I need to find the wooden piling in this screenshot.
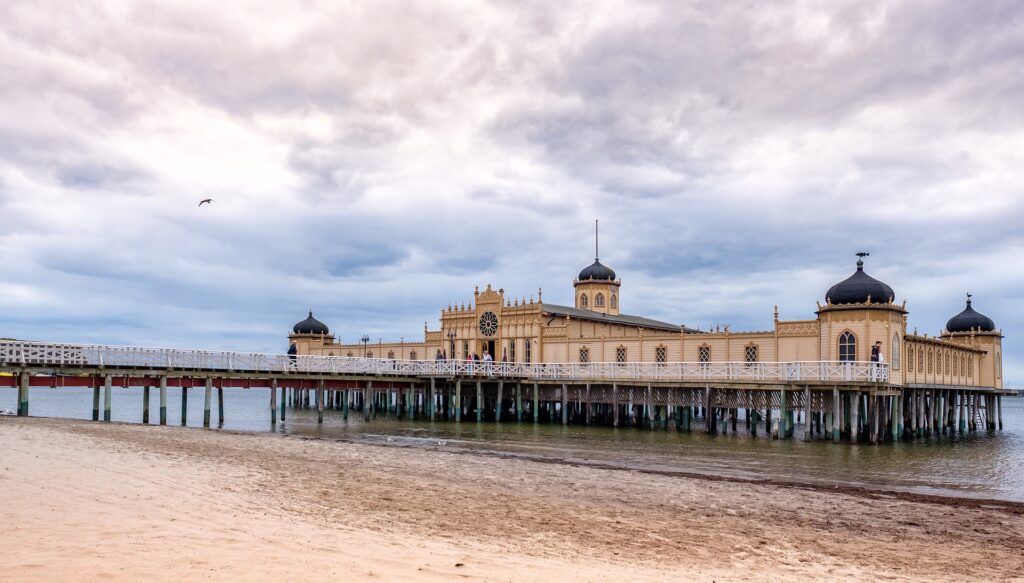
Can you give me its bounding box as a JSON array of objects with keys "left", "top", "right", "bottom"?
[
  {"left": 998, "top": 395, "right": 1003, "bottom": 430},
  {"left": 203, "top": 378, "right": 212, "bottom": 428},
  {"left": 533, "top": 382, "right": 539, "bottom": 424},
  {"left": 270, "top": 379, "right": 277, "bottom": 425},
  {"left": 612, "top": 383, "right": 619, "bottom": 427},
  {"left": 103, "top": 374, "right": 112, "bottom": 422},
  {"left": 561, "top": 383, "right": 568, "bottom": 425},
  {"left": 18, "top": 371, "right": 29, "bottom": 417},
  {"left": 455, "top": 380, "right": 462, "bottom": 423},
  {"left": 317, "top": 380, "right": 325, "bottom": 423},
  {"left": 217, "top": 385, "right": 224, "bottom": 425},
  {"left": 496, "top": 381, "right": 504, "bottom": 422},
  {"left": 159, "top": 376, "right": 168, "bottom": 425},
  {"left": 804, "top": 386, "right": 812, "bottom": 441},
  {"left": 92, "top": 380, "right": 100, "bottom": 421},
  {"left": 143, "top": 385, "right": 150, "bottom": 424},
  {"left": 515, "top": 382, "right": 522, "bottom": 422}
]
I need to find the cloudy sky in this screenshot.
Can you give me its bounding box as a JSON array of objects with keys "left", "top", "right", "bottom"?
[{"left": 1, "top": 1, "right": 1022, "bottom": 382}]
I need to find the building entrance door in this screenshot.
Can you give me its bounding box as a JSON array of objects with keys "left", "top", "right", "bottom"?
[{"left": 481, "top": 340, "right": 496, "bottom": 360}]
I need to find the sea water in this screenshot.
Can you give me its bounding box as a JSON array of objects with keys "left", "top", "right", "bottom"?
[{"left": 3, "top": 386, "right": 1023, "bottom": 502}]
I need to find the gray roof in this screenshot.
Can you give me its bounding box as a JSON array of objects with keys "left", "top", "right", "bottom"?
[{"left": 542, "top": 303, "right": 698, "bottom": 333}]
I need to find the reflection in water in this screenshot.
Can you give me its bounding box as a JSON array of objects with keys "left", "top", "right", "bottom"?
[{"left": 3, "top": 387, "right": 1023, "bottom": 501}]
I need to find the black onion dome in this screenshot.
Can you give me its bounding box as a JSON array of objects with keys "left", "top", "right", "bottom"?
[
  {"left": 578, "top": 260, "right": 616, "bottom": 281},
  {"left": 825, "top": 259, "right": 895, "bottom": 305},
  {"left": 293, "top": 310, "right": 329, "bottom": 335},
  {"left": 946, "top": 297, "right": 996, "bottom": 333}
]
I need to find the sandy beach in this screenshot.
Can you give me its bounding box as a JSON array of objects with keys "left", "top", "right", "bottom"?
[{"left": 2, "top": 418, "right": 1023, "bottom": 582}]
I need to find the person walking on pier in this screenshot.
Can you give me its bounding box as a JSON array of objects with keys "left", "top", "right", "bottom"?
[{"left": 287, "top": 341, "right": 298, "bottom": 369}]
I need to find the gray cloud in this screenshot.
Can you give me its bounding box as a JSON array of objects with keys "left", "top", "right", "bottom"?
[{"left": 0, "top": 0, "right": 1022, "bottom": 383}]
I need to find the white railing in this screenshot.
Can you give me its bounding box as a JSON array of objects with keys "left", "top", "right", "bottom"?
[{"left": 0, "top": 341, "right": 889, "bottom": 383}]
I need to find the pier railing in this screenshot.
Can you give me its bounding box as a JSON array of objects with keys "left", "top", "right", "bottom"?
[{"left": 0, "top": 341, "right": 889, "bottom": 383}]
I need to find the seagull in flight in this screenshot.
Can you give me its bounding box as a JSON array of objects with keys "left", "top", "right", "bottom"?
[{"left": 198, "top": 198, "right": 214, "bottom": 207}]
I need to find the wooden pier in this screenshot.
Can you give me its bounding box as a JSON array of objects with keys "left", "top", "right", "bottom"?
[{"left": 0, "top": 341, "right": 1014, "bottom": 443}]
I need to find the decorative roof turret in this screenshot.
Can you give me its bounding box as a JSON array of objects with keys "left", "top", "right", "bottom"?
[
  {"left": 946, "top": 294, "right": 996, "bottom": 333},
  {"left": 292, "top": 310, "right": 330, "bottom": 335},
  {"left": 577, "top": 219, "right": 617, "bottom": 282},
  {"left": 825, "top": 253, "right": 895, "bottom": 305}
]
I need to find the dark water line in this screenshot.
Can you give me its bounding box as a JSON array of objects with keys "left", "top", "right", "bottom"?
[{"left": 3, "top": 387, "right": 1024, "bottom": 502}]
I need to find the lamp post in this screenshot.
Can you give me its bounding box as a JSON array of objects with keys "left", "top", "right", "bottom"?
[{"left": 361, "top": 334, "right": 370, "bottom": 358}]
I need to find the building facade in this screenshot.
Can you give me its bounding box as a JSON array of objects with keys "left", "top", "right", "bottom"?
[{"left": 290, "top": 254, "right": 1004, "bottom": 390}]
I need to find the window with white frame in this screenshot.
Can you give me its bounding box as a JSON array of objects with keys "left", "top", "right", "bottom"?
[
  {"left": 655, "top": 346, "right": 667, "bottom": 364},
  {"left": 892, "top": 334, "right": 901, "bottom": 370},
  {"left": 580, "top": 294, "right": 588, "bottom": 308},
  {"left": 699, "top": 345, "right": 710, "bottom": 364},
  {"left": 579, "top": 346, "right": 590, "bottom": 363},
  {"left": 596, "top": 293, "right": 605, "bottom": 307},
  {"left": 745, "top": 344, "right": 758, "bottom": 364},
  {"left": 838, "top": 331, "right": 856, "bottom": 362},
  {"left": 616, "top": 346, "right": 626, "bottom": 363}
]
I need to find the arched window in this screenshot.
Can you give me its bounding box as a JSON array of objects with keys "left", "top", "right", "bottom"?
[
  {"left": 944, "top": 353, "right": 950, "bottom": 375},
  {"left": 698, "top": 345, "right": 711, "bottom": 363},
  {"left": 610, "top": 294, "right": 617, "bottom": 309},
  {"left": 997, "top": 351, "right": 1002, "bottom": 379},
  {"left": 579, "top": 346, "right": 590, "bottom": 363},
  {"left": 463, "top": 341, "right": 469, "bottom": 358},
  {"left": 387, "top": 350, "right": 395, "bottom": 359},
  {"left": 960, "top": 355, "right": 965, "bottom": 377},
  {"left": 745, "top": 344, "right": 758, "bottom": 364},
  {"left": 655, "top": 346, "right": 667, "bottom": 364},
  {"left": 616, "top": 346, "right": 627, "bottom": 363},
  {"left": 838, "top": 331, "right": 856, "bottom": 362},
  {"left": 892, "top": 334, "right": 901, "bottom": 370},
  {"left": 596, "top": 293, "right": 605, "bottom": 307},
  {"left": 580, "top": 294, "right": 589, "bottom": 308},
  {"left": 525, "top": 339, "right": 532, "bottom": 363},
  {"left": 953, "top": 353, "right": 958, "bottom": 376},
  {"left": 509, "top": 339, "right": 516, "bottom": 363},
  {"left": 967, "top": 356, "right": 973, "bottom": 378},
  {"left": 907, "top": 346, "right": 914, "bottom": 372}
]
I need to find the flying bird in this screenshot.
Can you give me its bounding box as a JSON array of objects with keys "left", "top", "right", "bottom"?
[{"left": 198, "top": 198, "right": 214, "bottom": 207}]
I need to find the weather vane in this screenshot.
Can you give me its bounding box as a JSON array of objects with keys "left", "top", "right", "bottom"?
[{"left": 856, "top": 251, "right": 870, "bottom": 258}]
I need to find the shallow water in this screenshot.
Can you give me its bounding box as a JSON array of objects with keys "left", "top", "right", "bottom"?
[{"left": 3, "top": 386, "right": 1023, "bottom": 502}]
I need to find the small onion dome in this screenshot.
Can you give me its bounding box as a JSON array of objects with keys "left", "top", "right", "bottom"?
[
  {"left": 826, "top": 258, "right": 895, "bottom": 305},
  {"left": 293, "top": 310, "right": 329, "bottom": 335},
  {"left": 578, "top": 259, "right": 616, "bottom": 281},
  {"left": 946, "top": 296, "right": 996, "bottom": 333}
]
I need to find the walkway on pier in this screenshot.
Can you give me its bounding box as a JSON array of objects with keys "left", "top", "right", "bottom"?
[{"left": 1, "top": 340, "right": 1014, "bottom": 444}]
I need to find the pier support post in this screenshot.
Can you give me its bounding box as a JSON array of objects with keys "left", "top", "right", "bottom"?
[
  {"left": 533, "top": 382, "right": 539, "bottom": 424},
  {"left": 998, "top": 395, "right": 1003, "bottom": 430},
  {"left": 270, "top": 379, "right": 277, "bottom": 425},
  {"left": 181, "top": 386, "right": 188, "bottom": 426},
  {"left": 159, "top": 376, "right": 168, "bottom": 425},
  {"left": 18, "top": 371, "right": 29, "bottom": 417},
  {"left": 496, "top": 381, "right": 504, "bottom": 422},
  {"left": 217, "top": 385, "right": 224, "bottom": 425},
  {"left": 343, "top": 388, "right": 350, "bottom": 420},
  {"left": 203, "top": 378, "right": 212, "bottom": 428},
  {"left": 561, "top": 383, "right": 568, "bottom": 426},
  {"left": 832, "top": 387, "right": 840, "bottom": 442},
  {"left": 585, "top": 383, "right": 592, "bottom": 426},
  {"left": 92, "top": 380, "right": 100, "bottom": 421},
  {"left": 475, "top": 381, "right": 482, "bottom": 423},
  {"left": 364, "top": 381, "right": 372, "bottom": 421},
  {"left": 515, "top": 382, "right": 522, "bottom": 422},
  {"left": 804, "top": 386, "right": 812, "bottom": 441},
  {"left": 317, "top": 380, "right": 325, "bottom": 424},
  {"left": 103, "top": 374, "right": 112, "bottom": 422},
  {"left": 455, "top": 380, "right": 462, "bottom": 423},
  {"left": 143, "top": 385, "right": 150, "bottom": 424},
  {"left": 612, "top": 383, "right": 619, "bottom": 427},
  {"left": 850, "top": 392, "right": 860, "bottom": 444},
  {"left": 429, "top": 378, "right": 436, "bottom": 421}
]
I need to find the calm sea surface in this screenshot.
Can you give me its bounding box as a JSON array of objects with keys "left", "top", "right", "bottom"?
[{"left": 3, "top": 386, "right": 1023, "bottom": 502}]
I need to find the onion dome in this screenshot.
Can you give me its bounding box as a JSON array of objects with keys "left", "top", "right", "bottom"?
[
  {"left": 946, "top": 296, "right": 996, "bottom": 333},
  {"left": 293, "top": 310, "right": 329, "bottom": 335},
  {"left": 578, "top": 259, "right": 616, "bottom": 281},
  {"left": 825, "top": 257, "right": 895, "bottom": 305}
]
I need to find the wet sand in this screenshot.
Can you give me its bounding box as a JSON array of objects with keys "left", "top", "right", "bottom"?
[{"left": 2, "top": 417, "right": 1024, "bottom": 582}]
